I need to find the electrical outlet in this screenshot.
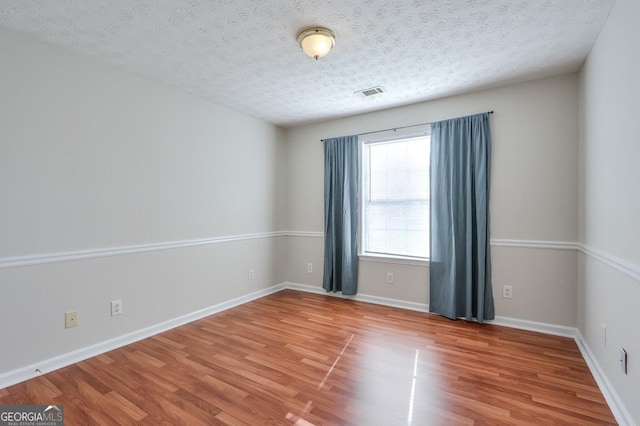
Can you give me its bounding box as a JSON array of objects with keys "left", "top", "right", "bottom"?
[
  {"left": 111, "top": 300, "right": 123, "bottom": 316},
  {"left": 502, "top": 285, "right": 513, "bottom": 299},
  {"left": 248, "top": 269, "right": 255, "bottom": 280},
  {"left": 307, "top": 263, "right": 313, "bottom": 273},
  {"left": 386, "top": 272, "right": 394, "bottom": 284},
  {"left": 65, "top": 311, "right": 78, "bottom": 328},
  {"left": 620, "top": 348, "right": 628, "bottom": 374},
  {"left": 601, "top": 324, "right": 607, "bottom": 346}
]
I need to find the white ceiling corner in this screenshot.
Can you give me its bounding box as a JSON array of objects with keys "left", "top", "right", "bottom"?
[{"left": 0, "top": 0, "right": 615, "bottom": 127}]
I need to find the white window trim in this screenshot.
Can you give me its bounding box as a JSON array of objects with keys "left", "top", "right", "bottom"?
[
  {"left": 359, "top": 253, "right": 429, "bottom": 267},
  {"left": 358, "top": 124, "right": 431, "bottom": 264}
]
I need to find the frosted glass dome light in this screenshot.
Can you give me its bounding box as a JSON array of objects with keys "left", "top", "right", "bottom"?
[{"left": 297, "top": 27, "right": 335, "bottom": 60}]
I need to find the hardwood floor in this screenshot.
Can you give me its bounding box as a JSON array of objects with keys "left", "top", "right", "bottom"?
[{"left": 1, "top": 290, "right": 616, "bottom": 425}]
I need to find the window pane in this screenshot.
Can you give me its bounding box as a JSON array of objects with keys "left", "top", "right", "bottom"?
[{"left": 362, "top": 135, "right": 430, "bottom": 259}]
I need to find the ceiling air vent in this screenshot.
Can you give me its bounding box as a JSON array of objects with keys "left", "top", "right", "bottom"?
[{"left": 355, "top": 86, "right": 384, "bottom": 97}]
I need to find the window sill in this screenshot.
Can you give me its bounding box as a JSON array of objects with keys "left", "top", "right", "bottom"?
[{"left": 358, "top": 254, "right": 429, "bottom": 267}]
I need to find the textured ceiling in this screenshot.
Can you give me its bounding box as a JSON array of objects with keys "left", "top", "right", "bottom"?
[{"left": 0, "top": 0, "right": 615, "bottom": 127}]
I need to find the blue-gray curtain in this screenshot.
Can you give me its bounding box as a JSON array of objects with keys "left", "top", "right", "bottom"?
[
  {"left": 429, "top": 113, "right": 494, "bottom": 323},
  {"left": 323, "top": 136, "right": 359, "bottom": 295}
]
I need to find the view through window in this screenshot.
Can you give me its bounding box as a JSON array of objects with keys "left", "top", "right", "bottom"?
[{"left": 361, "top": 132, "right": 430, "bottom": 259}]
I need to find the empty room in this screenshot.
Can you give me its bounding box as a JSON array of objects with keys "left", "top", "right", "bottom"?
[{"left": 0, "top": 0, "right": 638, "bottom": 425}]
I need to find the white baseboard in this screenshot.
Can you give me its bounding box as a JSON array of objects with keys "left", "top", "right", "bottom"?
[
  {"left": 574, "top": 330, "right": 635, "bottom": 426},
  {"left": 491, "top": 316, "right": 577, "bottom": 338},
  {"left": 283, "top": 282, "right": 429, "bottom": 312},
  {"left": 284, "top": 282, "right": 573, "bottom": 338},
  {"left": 0, "top": 283, "right": 285, "bottom": 390},
  {"left": 0, "top": 282, "right": 632, "bottom": 425},
  {"left": 284, "top": 282, "right": 632, "bottom": 425}
]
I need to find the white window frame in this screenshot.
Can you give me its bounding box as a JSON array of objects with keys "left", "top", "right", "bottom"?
[{"left": 358, "top": 125, "right": 431, "bottom": 265}]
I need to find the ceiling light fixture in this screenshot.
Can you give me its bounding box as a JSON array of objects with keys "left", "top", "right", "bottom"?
[{"left": 297, "top": 27, "right": 335, "bottom": 60}]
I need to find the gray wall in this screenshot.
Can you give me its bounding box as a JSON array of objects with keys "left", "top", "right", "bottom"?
[
  {"left": 578, "top": 0, "right": 640, "bottom": 422},
  {"left": 284, "top": 74, "right": 580, "bottom": 327},
  {"left": 0, "top": 28, "right": 287, "bottom": 373},
  {"left": 3, "top": 9, "right": 638, "bottom": 421}
]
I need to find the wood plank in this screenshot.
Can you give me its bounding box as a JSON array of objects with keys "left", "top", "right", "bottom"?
[{"left": 0, "top": 289, "right": 616, "bottom": 425}]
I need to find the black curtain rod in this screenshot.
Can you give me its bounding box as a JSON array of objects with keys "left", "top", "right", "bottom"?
[{"left": 320, "top": 110, "right": 494, "bottom": 142}]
